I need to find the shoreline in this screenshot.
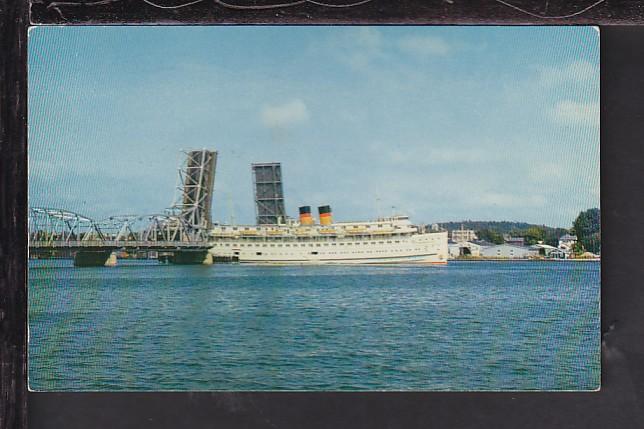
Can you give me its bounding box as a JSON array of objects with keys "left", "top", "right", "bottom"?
[{"left": 452, "top": 257, "right": 600, "bottom": 262}]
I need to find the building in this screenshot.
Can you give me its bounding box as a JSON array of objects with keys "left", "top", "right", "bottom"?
[
  {"left": 503, "top": 235, "right": 525, "bottom": 246},
  {"left": 448, "top": 241, "right": 482, "bottom": 258},
  {"left": 451, "top": 226, "right": 478, "bottom": 243},
  {"left": 480, "top": 244, "right": 533, "bottom": 259},
  {"left": 549, "top": 249, "right": 568, "bottom": 259},
  {"left": 530, "top": 243, "right": 566, "bottom": 258},
  {"left": 558, "top": 234, "right": 578, "bottom": 252}
]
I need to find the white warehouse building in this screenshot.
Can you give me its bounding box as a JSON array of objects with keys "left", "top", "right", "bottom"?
[
  {"left": 480, "top": 244, "right": 535, "bottom": 259},
  {"left": 448, "top": 241, "right": 482, "bottom": 258}
]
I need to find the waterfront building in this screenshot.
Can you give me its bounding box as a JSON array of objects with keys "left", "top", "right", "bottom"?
[
  {"left": 549, "top": 249, "right": 568, "bottom": 259},
  {"left": 448, "top": 241, "right": 482, "bottom": 258},
  {"left": 480, "top": 244, "right": 533, "bottom": 259},
  {"left": 530, "top": 243, "right": 565, "bottom": 258},
  {"left": 558, "top": 234, "right": 578, "bottom": 252},
  {"left": 503, "top": 235, "right": 525, "bottom": 246},
  {"left": 451, "top": 226, "right": 478, "bottom": 243}
]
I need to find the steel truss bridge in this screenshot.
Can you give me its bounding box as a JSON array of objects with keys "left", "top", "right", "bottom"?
[
  {"left": 28, "top": 208, "right": 213, "bottom": 266},
  {"left": 28, "top": 150, "right": 218, "bottom": 267}
]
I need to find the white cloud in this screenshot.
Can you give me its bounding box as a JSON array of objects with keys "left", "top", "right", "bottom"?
[
  {"left": 398, "top": 36, "right": 450, "bottom": 57},
  {"left": 424, "top": 147, "right": 494, "bottom": 164},
  {"left": 527, "top": 163, "right": 565, "bottom": 182},
  {"left": 321, "top": 29, "right": 452, "bottom": 72},
  {"left": 260, "top": 99, "right": 310, "bottom": 128},
  {"left": 538, "top": 60, "right": 598, "bottom": 87},
  {"left": 552, "top": 100, "right": 599, "bottom": 126},
  {"left": 383, "top": 143, "right": 503, "bottom": 167},
  {"left": 354, "top": 27, "right": 382, "bottom": 51},
  {"left": 343, "top": 27, "right": 385, "bottom": 70}
]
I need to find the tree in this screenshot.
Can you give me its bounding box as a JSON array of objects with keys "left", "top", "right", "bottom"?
[
  {"left": 476, "top": 228, "right": 504, "bottom": 244},
  {"left": 522, "top": 226, "right": 546, "bottom": 245},
  {"left": 544, "top": 227, "right": 569, "bottom": 247},
  {"left": 573, "top": 208, "right": 601, "bottom": 254}
]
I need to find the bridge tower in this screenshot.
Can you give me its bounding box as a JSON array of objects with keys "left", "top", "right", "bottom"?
[
  {"left": 252, "top": 162, "right": 286, "bottom": 225},
  {"left": 172, "top": 149, "right": 218, "bottom": 229}
]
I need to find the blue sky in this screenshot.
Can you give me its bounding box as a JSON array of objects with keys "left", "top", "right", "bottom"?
[{"left": 28, "top": 26, "right": 599, "bottom": 228}]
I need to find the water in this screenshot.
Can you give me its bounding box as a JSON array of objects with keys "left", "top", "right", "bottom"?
[{"left": 28, "top": 260, "right": 600, "bottom": 391}]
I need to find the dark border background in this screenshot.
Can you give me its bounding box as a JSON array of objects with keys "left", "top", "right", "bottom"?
[
  {"left": 2, "top": 1, "right": 644, "bottom": 428},
  {"left": 26, "top": 0, "right": 644, "bottom": 25}
]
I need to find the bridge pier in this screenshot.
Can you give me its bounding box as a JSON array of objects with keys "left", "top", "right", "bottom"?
[
  {"left": 73, "top": 250, "right": 114, "bottom": 267},
  {"left": 168, "top": 250, "right": 212, "bottom": 265}
]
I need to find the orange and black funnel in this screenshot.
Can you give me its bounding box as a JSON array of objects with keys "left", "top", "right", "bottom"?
[
  {"left": 299, "top": 206, "right": 314, "bottom": 225},
  {"left": 318, "top": 205, "right": 333, "bottom": 226}
]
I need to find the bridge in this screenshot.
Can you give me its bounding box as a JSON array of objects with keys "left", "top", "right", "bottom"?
[{"left": 28, "top": 150, "right": 219, "bottom": 267}]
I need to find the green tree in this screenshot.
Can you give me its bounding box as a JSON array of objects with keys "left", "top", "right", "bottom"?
[
  {"left": 476, "top": 228, "right": 504, "bottom": 244},
  {"left": 573, "top": 208, "right": 601, "bottom": 254},
  {"left": 544, "top": 227, "right": 569, "bottom": 247},
  {"left": 522, "top": 226, "right": 546, "bottom": 245}
]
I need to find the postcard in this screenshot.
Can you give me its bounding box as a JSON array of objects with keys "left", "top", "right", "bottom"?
[{"left": 28, "top": 26, "right": 600, "bottom": 391}]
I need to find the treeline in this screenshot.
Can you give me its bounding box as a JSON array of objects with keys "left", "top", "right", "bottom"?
[
  {"left": 434, "top": 221, "right": 569, "bottom": 246},
  {"left": 435, "top": 208, "right": 600, "bottom": 253}
]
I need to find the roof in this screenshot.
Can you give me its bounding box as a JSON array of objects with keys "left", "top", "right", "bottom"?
[
  {"left": 472, "top": 240, "right": 495, "bottom": 247},
  {"left": 448, "top": 241, "right": 481, "bottom": 248},
  {"left": 482, "top": 244, "right": 531, "bottom": 250},
  {"left": 560, "top": 234, "right": 577, "bottom": 240},
  {"left": 530, "top": 244, "right": 558, "bottom": 250}
]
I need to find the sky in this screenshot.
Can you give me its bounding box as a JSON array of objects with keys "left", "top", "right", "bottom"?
[{"left": 28, "top": 26, "right": 599, "bottom": 228}]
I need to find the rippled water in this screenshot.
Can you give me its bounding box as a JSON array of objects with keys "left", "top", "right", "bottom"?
[{"left": 28, "top": 260, "right": 600, "bottom": 391}]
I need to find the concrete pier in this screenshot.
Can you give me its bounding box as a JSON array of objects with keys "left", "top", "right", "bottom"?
[
  {"left": 73, "top": 250, "right": 114, "bottom": 267},
  {"left": 168, "top": 250, "right": 212, "bottom": 265}
]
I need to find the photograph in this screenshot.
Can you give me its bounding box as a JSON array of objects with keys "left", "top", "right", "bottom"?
[{"left": 27, "top": 25, "right": 600, "bottom": 391}]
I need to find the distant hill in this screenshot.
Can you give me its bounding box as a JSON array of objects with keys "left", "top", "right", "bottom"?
[
  {"left": 432, "top": 221, "right": 570, "bottom": 246},
  {"left": 435, "top": 221, "right": 566, "bottom": 234}
]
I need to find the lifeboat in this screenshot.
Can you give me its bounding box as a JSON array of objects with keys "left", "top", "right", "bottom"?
[
  {"left": 346, "top": 227, "right": 367, "bottom": 234},
  {"left": 319, "top": 228, "right": 337, "bottom": 234},
  {"left": 371, "top": 229, "right": 395, "bottom": 235}
]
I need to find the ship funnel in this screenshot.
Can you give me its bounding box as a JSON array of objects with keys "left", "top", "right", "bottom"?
[
  {"left": 299, "top": 206, "right": 314, "bottom": 225},
  {"left": 318, "top": 205, "right": 333, "bottom": 226}
]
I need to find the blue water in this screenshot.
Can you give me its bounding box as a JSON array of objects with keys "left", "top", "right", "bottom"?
[{"left": 28, "top": 260, "right": 600, "bottom": 391}]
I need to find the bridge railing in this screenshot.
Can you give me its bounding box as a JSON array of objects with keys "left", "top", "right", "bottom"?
[{"left": 29, "top": 240, "right": 212, "bottom": 249}]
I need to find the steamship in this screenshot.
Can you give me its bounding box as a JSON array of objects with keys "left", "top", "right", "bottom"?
[{"left": 208, "top": 205, "right": 448, "bottom": 265}]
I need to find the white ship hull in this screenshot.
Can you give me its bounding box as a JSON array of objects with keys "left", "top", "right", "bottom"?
[{"left": 209, "top": 230, "right": 448, "bottom": 266}]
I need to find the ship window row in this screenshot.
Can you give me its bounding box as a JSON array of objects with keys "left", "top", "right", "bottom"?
[
  {"left": 210, "top": 232, "right": 414, "bottom": 241},
  {"left": 215, "top": 247, "right": 424, "bottom": 254},
  {"left": 235, "top": 249, "right": 430, "bottom": 256},
  {"left": 219, "top": 247, "right": 427, "bottom": 257},
  {"left": 212, "top": 240, "right": 416, "bottom": 248},
  {"left": 216, "top": 222, "right": 414, "bottom": 232}
]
